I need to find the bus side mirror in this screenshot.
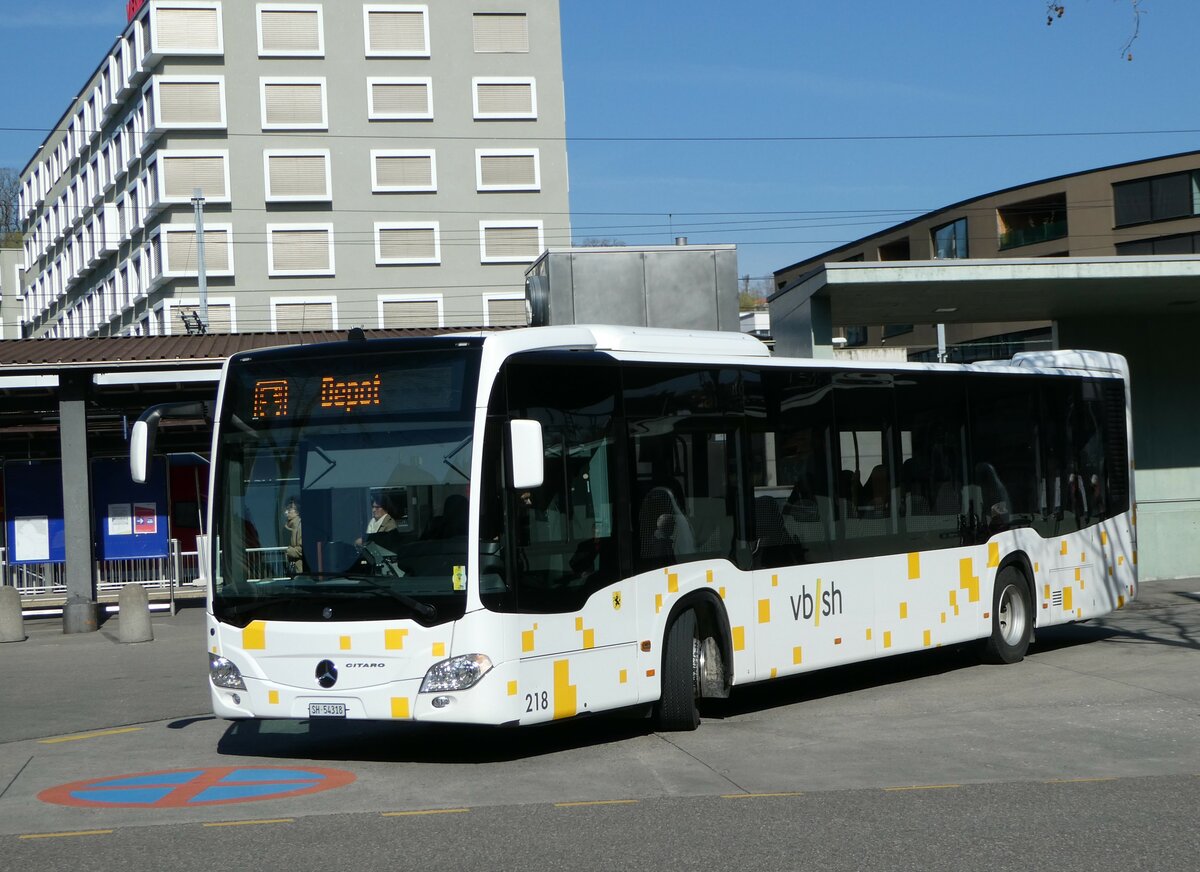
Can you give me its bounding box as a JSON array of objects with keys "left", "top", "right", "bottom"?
[
  {"left": 130, "top": 415, "right": 159, "bottom": 483},
  {"left": 508, "top": 419, "right": 544, "bottom": 490}
]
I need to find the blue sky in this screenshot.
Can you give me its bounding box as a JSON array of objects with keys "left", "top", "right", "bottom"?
[{"left": 3, "top": 1, "right": 1199, "bottom": 283}]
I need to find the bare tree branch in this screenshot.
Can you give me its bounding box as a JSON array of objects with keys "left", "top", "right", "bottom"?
[{"left": 1045, "top": 1, "right": 1145, "bottom": 60}]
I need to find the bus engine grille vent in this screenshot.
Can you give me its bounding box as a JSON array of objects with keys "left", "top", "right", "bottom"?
[{"left": 1052, "top": 590, "right": 1064, "bottom": 608}]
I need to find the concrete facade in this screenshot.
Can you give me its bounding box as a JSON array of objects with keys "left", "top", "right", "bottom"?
[
  {"left": 0, "top": 248, "right": 23, "bottom": 339},
  {"left": 16, "top": 0, "right": 569, "bottom": 338}
]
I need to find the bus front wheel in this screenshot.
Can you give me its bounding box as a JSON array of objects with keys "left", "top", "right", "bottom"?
[
  {"left": 655, "top": 609, "right": 700, "bottom": 731},
  {"left": 982, "top": 566, "right": 1033, "bottom": 664}
]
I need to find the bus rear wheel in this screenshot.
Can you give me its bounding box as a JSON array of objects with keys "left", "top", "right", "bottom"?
[
  {"left": 655, "top": 609, "right": 700, "bottom": 731},
  {"left": 982, "top": 566, "right": 1032, "bottom": 664}
]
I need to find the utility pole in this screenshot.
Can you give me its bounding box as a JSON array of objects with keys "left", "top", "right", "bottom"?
[{"left": 191, "top": 187, "right": 209, "bottom": 333}]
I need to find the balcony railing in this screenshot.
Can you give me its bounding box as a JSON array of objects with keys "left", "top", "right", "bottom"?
[{"left": 999, "top": 219, "right": 1068, "bottom": 250}]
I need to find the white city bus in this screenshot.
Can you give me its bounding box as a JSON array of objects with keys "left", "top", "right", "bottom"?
[{"left": 136, "top": 325, "right": 1136, "bottom": 731}]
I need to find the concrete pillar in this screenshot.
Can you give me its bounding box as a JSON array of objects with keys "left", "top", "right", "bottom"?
[
  {"left": 0, "top": 585, "right": 25, "bottom": 642},
  {"left": 769, "top": 289, "right": 834, "bottom": 359},
  {"left": 118, "top": 583, "right": 154, "bottom": 643},
  {"left": 59, "top": 374, "right": 98, "bottom": 634}
]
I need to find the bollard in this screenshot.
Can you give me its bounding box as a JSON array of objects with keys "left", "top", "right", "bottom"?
[
  {"left": 0, "top": 585, "right": 25, "bottom": 643},
  {"left": 117, "top": 583, "right": 154, "bottom": 643}
]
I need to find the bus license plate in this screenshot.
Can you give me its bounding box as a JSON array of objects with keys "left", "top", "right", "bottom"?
[{"left": 308, "top": 702, "right": 347, "bottom": 718}]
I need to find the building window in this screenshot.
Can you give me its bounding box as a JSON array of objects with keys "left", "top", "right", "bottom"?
[
  {"left": 272, "top": 297, "right": 337, "bottom": 331},
  {"left": 267, "top": 224, "right": 335, "bottom": 276},
  {"left": 375, "top": 222, "right": 440, "bottom": 265},
  {"left": 371, "top": 149, "right": 436, "bottom": 192},
  {"left": 363, "top": 4, "right": 429, "bottom": 57},
  {"left": 998, "top": 194, "right": 1068, "bottom": 250},
  {"left": 479, "top": 220, "right": 543, "bottom": 263},
  {"left": 257, "top": 4, "right": 324, "bottom": 57},
  {"left": 483, "top": 292, "right": 526, "bottom": 327},
  {"left": 167, "top": 298, "right": 235, "bottom": 334},
  {"left": 264, "top": 150, "right": 332, "bottom": 202},
  {"left": 378, "top": 294, "right": 443, "bottom": 328},
  {"left": 932, "top": 217, "right": 968, "bottom": 259},
  {"left": 154, "top": 77, "right": 226, "bottom": 128},
  {"left": 260, "top": 78, "right": 328, "bottom": 130},
  {"left": 158, "top": 224, "right": 234, "bottom": 277},
  {"left": 472, "top": 77, "right": 537, "bottom": 120},
  {"left": 476, "top": 149, "right": 540, "bottom": 192},
  {"left": 877, "top": 238, "right": 910, "bottom": 261},
  {"left": 367, "top": 78, "right": 433, "bottom": 120},
  {"left": 1113, "top": 171, "right": 1200, "bottom": 227},
  {"left": 158, "top": 151, "right": 230, "bottom": 202},
  {"left": 472, "top": 13, "right": 528, "bottom": 53},
  {"left": 1115, "top": 232, "right": 1200, "bottom": 256},
  {"left": 151, "top": 3, "right": 223, "bottom": 55}
]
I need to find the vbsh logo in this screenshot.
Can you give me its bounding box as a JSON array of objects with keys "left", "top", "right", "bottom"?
[{"left": 790, "top": 581, "right": 843, "bottom": 622}]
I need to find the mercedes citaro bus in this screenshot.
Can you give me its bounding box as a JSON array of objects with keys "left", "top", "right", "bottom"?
[{"left": 132, "top": 325, "right": 1136, "bottom": 731}]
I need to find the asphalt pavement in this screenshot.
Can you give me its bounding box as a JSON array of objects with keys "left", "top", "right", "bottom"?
[{"left": 1, "top": 578, "right": 1198, "bottom": 869}]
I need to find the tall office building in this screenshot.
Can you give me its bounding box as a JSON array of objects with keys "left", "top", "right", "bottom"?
[{"left": 16, "top": 1, "right": 569, "bottom": 337}]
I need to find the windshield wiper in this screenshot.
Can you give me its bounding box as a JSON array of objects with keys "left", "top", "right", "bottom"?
[{"left": 346, "top": 576, "right": 437, "bottom": 621}]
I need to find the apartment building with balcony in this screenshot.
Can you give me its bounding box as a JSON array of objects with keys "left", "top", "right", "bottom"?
[
  {"left": 16, "top": 0, "right": 569, "bottom": 338},
  {"left": 772, "top": 150, "right": 1200, "bottom": 360}
]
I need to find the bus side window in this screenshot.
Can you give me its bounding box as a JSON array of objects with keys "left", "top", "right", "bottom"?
[
  {"left": 832, "top": 372, "right": 899, "bottom": 554},
  {"left": 895, "top": 372, "right": 968, "bottom": 547}
]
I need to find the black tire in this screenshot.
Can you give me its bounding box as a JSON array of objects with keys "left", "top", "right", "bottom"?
[
  {"left": 655, "top": 609, "right": 700, "bottom": 731},
  {"left": 982, "top": 565, "right": 1033, "bottom": 664}
]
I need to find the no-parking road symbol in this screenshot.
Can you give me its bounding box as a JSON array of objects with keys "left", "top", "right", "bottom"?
[{"left": 39, "top": 766, "right": 356, "bottom": 809}]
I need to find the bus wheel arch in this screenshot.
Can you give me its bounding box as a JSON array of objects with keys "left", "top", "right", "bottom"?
[
  {"left": 982, "top": 552, "right": 1035, "bottom": 664},
  {"left": 655, "top": 591, "right": 732, "bottom": 732}
]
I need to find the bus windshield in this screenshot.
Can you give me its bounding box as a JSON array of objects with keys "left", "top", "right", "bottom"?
[{"left": 212, "top": 345, "right": 480, "bottom": 627}]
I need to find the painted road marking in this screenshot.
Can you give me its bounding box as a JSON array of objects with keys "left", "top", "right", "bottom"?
[
  {"left": 554, "top": 799, "right": 639, "bottom": 807},
  {"left": 38, "top": 727, "right": 143, "bottom": 744},
  {"left": 883, "top": 784, "right": 960, "bottom": 792},
  {"left": 203, "top": 819, "right": 294, "bottom": 827},
  {"left": 20, "top": 830, "right": 113, "bottom": 840},
  {"left": 39, "top": 766, "right": 355, "bottom": 809},
  {"left": 382, "top": 808, "right": 471, "bottom": 817},
  {"left": 721, "top": 792, "right": 805, "bottom": 799}
]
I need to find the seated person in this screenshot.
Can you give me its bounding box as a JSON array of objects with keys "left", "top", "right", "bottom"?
[
  {"left": 357, "top": 494, "right": 398, "bottom": 546},
  {"left": 423, "top": 494, "right": 469, "bottom": 539}
]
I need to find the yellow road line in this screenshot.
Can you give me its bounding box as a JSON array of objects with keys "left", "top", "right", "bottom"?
[
  {"left": 20, "top": 829, "right": 114, "bottom": 840},
  {"left": 1044, "top": 777, "right": 1117, "bottom": 784},
  {"left": 203, "top": 819, "right": 294, "bottom": 828},
  {"left": 883, "top": 784, "right": 960, "bottom": 792},
  {"left": 721, "top": 792, "right": 805, "bottom": 799},
  {"left": 38, "top": 727, "right": 143, "bottom": 744},
  {"left": 381, "top": 808, "right": 470, "bottom": 817},
  {"left": 554, "top": 799, "right": 639, "bottom": 808}
]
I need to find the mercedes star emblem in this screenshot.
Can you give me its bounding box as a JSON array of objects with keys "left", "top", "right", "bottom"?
[{"left": 315, "top": 659, "right": 338, "bottom": 688}]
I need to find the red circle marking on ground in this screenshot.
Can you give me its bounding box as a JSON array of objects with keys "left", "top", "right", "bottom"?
[{"left": 39, "top": 765, "right": 356, "bottom": 809}]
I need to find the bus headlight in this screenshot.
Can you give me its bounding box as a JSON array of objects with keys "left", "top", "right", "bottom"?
[
  {"left": 420, "top": 654, "right": 493, "bottom": 693},
  {"left": 209, "top": 653, "right": 247, "bottom": 690}
]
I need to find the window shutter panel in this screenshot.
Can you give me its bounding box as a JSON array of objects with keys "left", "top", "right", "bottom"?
[
  {"left": 275, "top": 301, "right": 333, "bottom": 331},
  {"left": 271, "top": 229, "right": 331, "bottom": 272},
  {"left": 260, "top": 9, "right": 321, "bottom": 53},
  {"left": 155, "top": 8, "right": 220, "bottom": 52},
  {"left": 484, "top": 226, "right": 539, "bottom": 260},
  {"left": 375, "top": 154, "right": 433, "bottom": 188},
  {"left": 379, "top": 227, "right": 436, "bottom": 261},
  {"left": 371, "top": 82, "right": 429, "bottom": 116},
  {"left": 180, "top": 303, "right": 232, "bottom": 333},
  {"left": 487, "top": 297, "right": 527, "bottom": 327},
  {"left": 166, "top": 228, "right": 229, "bottom": 272},
  {"left": 381, "top": 299, "right": 439, "bottom": 328},
  {"left": 162, "top": 156, "right": 226, "bottom": 199},
  {"left": 158, "top": 82, "right": 223, "bottom": 124},
  {"left": 476, "top": 83, "right": 533, "bottom": 115},
  {"left": 472, "top": 14, "right": 528, "bottom": 53},
  {"left": 268, "top": 155, "right": 328, "bottom": 198},
  {"left": 368, "top": 10, "right": 426, "bottom": 53},
  {"left": 264, "top": 83, "right": 324, "bottom": 126},
  {"left": 480, "top": 154, "right": 537, "bottom": 188}
]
